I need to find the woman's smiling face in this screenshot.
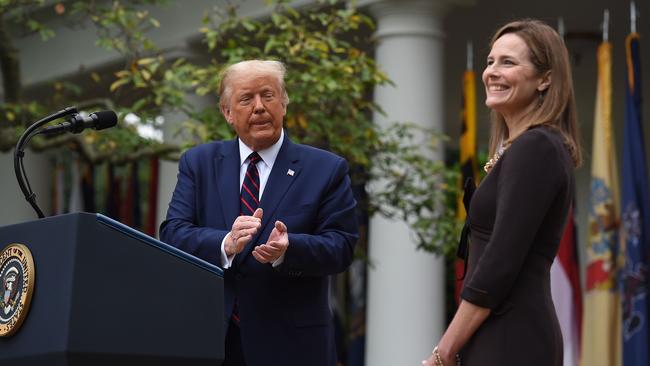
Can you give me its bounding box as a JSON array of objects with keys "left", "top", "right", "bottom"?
[{"left": 482, "top": 33, "right": 547, "bottom": 122}]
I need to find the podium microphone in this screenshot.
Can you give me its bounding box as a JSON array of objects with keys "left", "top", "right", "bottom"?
[
  {"left": 14, "top": 107, "right": 118, "bottom": 219},
  {"left": 39, "top": 110, "right": 118, "bottom": 136}
]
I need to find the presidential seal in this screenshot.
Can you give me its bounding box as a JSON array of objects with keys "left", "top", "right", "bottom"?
[{"left": 0, "top": 243, "right": 35, "bottom": 337}]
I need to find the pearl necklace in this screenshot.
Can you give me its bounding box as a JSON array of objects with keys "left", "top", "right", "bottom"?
[{"left": 483, "top": 141, "right": 511, "bottom": 173}]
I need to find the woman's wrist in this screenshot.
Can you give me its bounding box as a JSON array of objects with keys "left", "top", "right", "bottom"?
[
  {"left": 432, "top": 345, "right": 461, "bottom": 366},
  {"left": 431, "top": 346, "right": 444, "bottom": 366},
  {"left": 436, "top": 344, "right": 454, "bottom": 361}
]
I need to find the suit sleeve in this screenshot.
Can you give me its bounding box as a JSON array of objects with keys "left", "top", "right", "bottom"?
[
  {"left": 279, "top": 157, "right": 359, "bottom": 276},
  {"left": 159, "top": 152, "right": 228, "bottom": 267},
  {"left": 460, "top": 131, "right": 564, "bottom": 310}
]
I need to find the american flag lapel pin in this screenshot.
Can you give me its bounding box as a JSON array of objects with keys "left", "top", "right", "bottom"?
[{"left": 287, "top": 169, "right": 295, "bottom": 176}]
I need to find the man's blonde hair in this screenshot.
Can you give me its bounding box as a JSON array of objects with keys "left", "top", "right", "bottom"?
[{"left": 219, "top": 60, "right": 290, "bottom": 109}]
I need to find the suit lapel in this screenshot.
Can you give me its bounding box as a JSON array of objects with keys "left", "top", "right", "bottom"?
[
  {"left": 235, "top": 137, "right": 302, "bottom": 266},
  {"left": 259, "top": 138, "right": 302, "bottom": 230},
  {"left": 215, "top": 140, "right": 240, "bottom": 229}
]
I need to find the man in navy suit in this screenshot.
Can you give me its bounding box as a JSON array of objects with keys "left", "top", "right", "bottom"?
[{"left": 160, "top": 60, "right": 359, "bottom": 366}]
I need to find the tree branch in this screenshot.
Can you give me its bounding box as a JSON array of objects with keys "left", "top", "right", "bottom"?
[
  {"left": 0, "top": 131, "right": 180, "bottom": 163},
  {"left": 29, "top": 134, "right": 180, "bottom": 164}
]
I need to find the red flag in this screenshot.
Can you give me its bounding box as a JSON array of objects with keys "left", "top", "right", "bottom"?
[
  {"left": 551, "top": 206, "right": 582, "bottom": 366},
  {"left": 145, "top": 157, "right": 159, "bottom": 237}
]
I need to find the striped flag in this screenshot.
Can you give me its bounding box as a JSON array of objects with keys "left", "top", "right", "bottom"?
[
  {"left": 122, "top": 161, "right": 142, "bottom": 229},
  {"left": 551, "top": 206, "right": 582, "bottom": 366},
  {"left": 105, "top": 163, "right": 121, "bottom": 221},
  {"left": 458, "top": 68, "right": 478, "bottom": 209},
  {"left": 620, "top": 32, "right": 650, "bottom": 366},
  {"left": 52, "top": 158, "right": 65, "bottom": 215},
  {"left": 581, "top": 41, "right": 622, "bottom": 366},
  {"left": 68, "top": 159, "right": 83, "bottom": 213},
  {"left": 81, "top": 163, "right": 95, "bottom": 213},
  {"left": 131, "top": 161, "right": 143, "bottom": 230},
  {"left": 145, "top": 157, "right": 159, "bottom": 237},
  {"left": 455, "top": 67, "right": 479, "bottom": 303}
]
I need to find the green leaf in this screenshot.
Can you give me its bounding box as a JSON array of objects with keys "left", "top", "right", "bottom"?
[
  {"left": 242, "top": 19, "right": 256, "bottom": 31},
  {"left": 109, "top": 78, "right": 130, "bottom": 92}
]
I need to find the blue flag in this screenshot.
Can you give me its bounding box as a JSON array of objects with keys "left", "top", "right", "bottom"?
[{"left": 621, "top": 32, "right": 650, "bottom": 366}]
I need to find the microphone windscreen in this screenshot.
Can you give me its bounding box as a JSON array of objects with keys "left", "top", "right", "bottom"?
[{"left": 92, "top": 110, "right": 118, "bottom": 130}]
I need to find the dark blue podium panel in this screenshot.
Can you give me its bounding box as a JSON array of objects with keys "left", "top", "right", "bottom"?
[{"left": 0, "top": 213, "right": 224, "bottom": 365}]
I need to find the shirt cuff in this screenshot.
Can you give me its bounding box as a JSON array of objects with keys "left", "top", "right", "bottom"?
[
  {"left": 272, "top": 253, "right": 285, "bottom": 268},
  {"left": 221, "top": 232, "right": 236, "bottom": 269}
]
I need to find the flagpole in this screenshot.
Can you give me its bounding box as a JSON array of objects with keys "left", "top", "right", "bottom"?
[
  {"left": 557, "top": 16, "right": 565, "bottom": 39},
  {"left": 631, "top": 1, "right": 637, "bottom": 34},
  {"left": 466, "top": 41, "right": 473, "bottom": 71},
  {"left": 603, "top": 9, "right": 610, "bottom": 42}
]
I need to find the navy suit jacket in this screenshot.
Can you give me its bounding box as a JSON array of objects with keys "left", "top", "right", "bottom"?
[{"left": 160, "top": 135, "right": 359, "bottom": 366}]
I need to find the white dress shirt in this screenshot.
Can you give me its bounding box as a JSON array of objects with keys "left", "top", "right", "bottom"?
[{"left": 220, "top": 130, "right": 285, "bottom": 268}]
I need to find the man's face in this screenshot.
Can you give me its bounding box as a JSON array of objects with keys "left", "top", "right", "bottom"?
[{"left": 222, "top": 72, "right": 286, "bottom": 151}]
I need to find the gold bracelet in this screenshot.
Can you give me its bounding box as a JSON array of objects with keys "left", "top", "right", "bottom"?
[
  {"left": 432, "top": 346, "right": 462, "bottom": 366},
  {"left": 432, "top": 346, "right": 444, "bottom": 366}
]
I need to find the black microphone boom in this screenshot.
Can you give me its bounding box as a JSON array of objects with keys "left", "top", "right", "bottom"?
[
  {"left": 14, "top": 107, "right": 118, "bottom": 219},
  {"left": 39, "top": 110, "right": 118, "bottom": 136}
]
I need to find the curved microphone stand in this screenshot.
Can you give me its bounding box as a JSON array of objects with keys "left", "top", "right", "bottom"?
[{"left": 14, "top": 107, "right": 78, "bottom": 218}]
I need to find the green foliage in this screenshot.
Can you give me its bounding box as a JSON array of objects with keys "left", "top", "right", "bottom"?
[
  {"left": 1, "top": 101, "right": 44, "bottom": 125},
  {"left": 0, "top": 0, "right": 463, "bottom": 255},
  {"left": 0, "top": 102, "right": 46, "bottom": 150},
  {"left": 0, "top": 0, "right": 174, "bottom": 157},
  {"left": 0, "top": 0, "right": 54, "bottom": 41},
  {"left": 70, "top": 0, "right": 165, "bottom": 55},
  {"left": 187, "top": 1, "right": 461, "bottom": 254},
  {"left": 191, "top": 1, "right": 387, "bottom": 166},
  {"left": 369, "top": 124, "right": 462, "bottom": 256}
]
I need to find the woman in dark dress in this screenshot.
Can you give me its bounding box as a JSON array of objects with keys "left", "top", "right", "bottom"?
[{"left": 422, "top": 19, "right": 582, "bottom": 366}]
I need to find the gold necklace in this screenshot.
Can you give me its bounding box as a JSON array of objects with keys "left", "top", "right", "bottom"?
[{"left": 483, "top": 141, "right": 511, "bottom": 172}]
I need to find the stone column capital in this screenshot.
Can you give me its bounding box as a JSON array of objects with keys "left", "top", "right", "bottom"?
[
  {"left": 368, "top": 0, "right": 470, "bottom": 17},
  {"left": 366, "top": 0, "right": 474, "bottom": 40}
]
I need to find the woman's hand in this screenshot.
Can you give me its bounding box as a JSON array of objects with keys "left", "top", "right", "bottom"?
[
  {"left": 421, "top": 346, "right": 457, "bottom": 366},
  {"left": 421, "top": 353, "right": 436, "bottom": 366}
]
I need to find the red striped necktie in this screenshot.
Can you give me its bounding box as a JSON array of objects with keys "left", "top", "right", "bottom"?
[
  {"left": 232, "top": 152, "right": 261, "bottom": 327},
  {"left": 240, "top": 152, "right": 261, "bottom": 215}
]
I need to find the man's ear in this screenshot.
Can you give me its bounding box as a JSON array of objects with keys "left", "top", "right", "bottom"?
[
  {"left": 220, "top": 104, "right": 233, "bottom": 125},
  {"left": 538, "top": 71, "right": 551, "bottom": 92}
]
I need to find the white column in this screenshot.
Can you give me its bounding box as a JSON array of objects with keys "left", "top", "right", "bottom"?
[{"left": 365, "top": 1, "right": 459, "bottom": 365}]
